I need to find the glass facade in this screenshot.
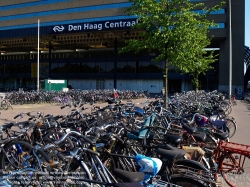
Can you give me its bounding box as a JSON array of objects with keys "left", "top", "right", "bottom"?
[
  {"left": 0, "top": 0, "right": 232, "bottom": 92},
  {"left": 0, "top": 0, "right": 70, "bottom": 10},
  {"left": 0, "top": 2, "right": 132, "bottom": 21},
  {"left": 0, "top": 52, "right": 170, "bottom": 91},
  {"left": 0, "top": 1, "right": 225, "bottom": 31}
]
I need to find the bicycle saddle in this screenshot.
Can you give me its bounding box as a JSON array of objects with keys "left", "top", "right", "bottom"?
[
  {"left": 49, "top": 115, "right": 63, "bottom": 121},
  {"left": 113, "top": 169, "right": 144, "bottom": 183},
  {"left": 213, "top": 131, "right": 229, "bottom": 140},
  {"left": 155, "top": 148, "right": 186, "bottom": 161},
  {"left": 193, "top": 132, "right": 207, "bottom": 142},
  {"left": 1, "top": 123, "right": 14, "bottom": 131},
  {"left": 107, "top": 98, "right": 116, "bottom": 104},
  {"left": 164, "top": 134, "right": 183, "bottom": 145},
  {"left": 17, "top": 121, "right": 31, "bottom": 129},
  {"left": 182, "top": 124, "right": 197, "bottom": 134}
]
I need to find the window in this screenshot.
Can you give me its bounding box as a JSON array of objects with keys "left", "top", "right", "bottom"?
[
  {"left": 57, "top": 63, "right": 67, "bottom": 73},
  {"left": 95, "top": 61, "right": 106, "bottom": 73},
  {"left": 150, "top": 61, "right": 164, "bottom": 73},
  {"left": 139, "top": 61, "right": 151, "bottom": 73},
  {"left": 20, "top": 63, "right": 31, "bottom": 73},
  {"left": 0, "top": 64, "right": 3, "bottom": 73},
  {"left": 83, "top": 61, "right": 96, "bottom": 73},
  {"left": 67, "top": 62, "right": 81, "bottom": 73},
  {"left": 106, "top": 61, "right": 114, "bottom": 73},
  {"left": 127, "top": 61, "right": 136, "bottom": 73},
  {"left": 209, "top": 23, "right": 225, "bottom": 29},
  {"left": 51, "top": 63, "right": 58, "bottom": 73},
  {"left": 117, "top": 62, "right": 127, "bottom": 73}
]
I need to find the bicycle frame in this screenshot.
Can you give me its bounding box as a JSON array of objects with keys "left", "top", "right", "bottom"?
[{"left": 212, "top": 139, "right": 250, "bottom": 186}]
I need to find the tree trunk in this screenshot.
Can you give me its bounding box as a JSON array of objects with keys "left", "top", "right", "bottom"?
[
  {"left": 194, "top": 72, "right": 199, "bottom": 100},
  {"left": 165, "top": 61, "right": 168, "bottom": 108}
]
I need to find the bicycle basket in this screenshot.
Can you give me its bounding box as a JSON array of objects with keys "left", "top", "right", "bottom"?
[
  {"left": 97, "top": 110, "right": 114, "bottom": 125},
  {"left": 182, "top": 146, "right": 205, "bottom": 161}
]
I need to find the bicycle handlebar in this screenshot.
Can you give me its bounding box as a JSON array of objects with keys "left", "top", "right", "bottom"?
[
  {"left": 14, "top": 112, "right": 31, "bottom": 119},
  {"left": 54, "top": 131, "right": 95, "bottom": 145}
]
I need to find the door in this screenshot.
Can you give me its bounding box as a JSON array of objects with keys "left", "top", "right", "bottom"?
[{"left": 96, "top": 80, "right": 104, "bottom": 90}]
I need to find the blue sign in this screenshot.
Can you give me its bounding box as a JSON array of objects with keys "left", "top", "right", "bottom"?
[
  {"left": 0, "top": 18, "right": 138, "bottom": 39},
  {"left": 52, "top": 19, "right": 138, "bottom": 33}
]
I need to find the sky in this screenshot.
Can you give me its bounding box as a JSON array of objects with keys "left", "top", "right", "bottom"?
[{"left": 246, "top": 0, "right": 250, "bottom": 47}]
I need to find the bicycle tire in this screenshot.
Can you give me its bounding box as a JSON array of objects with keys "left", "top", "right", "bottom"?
[
  {"left": 1, "top": 101, "right": 8, "bottom": 110},
  {"left": 219, "top": 152, "right": 250, "bottom": 187},
  {"left": 0, "top": 140, "right": 36, "bottom": 172},
  {"left": 7, "top": 101, "right": 13, "bottom": 110},
  {"left": 171, "top": 174, "right": 209, "bottom": 187},
  {"left": 225, "top": 118, "right": 237, "bottom": 138},
  {"left": 224, "top": 105, "right": 232, "bottom": 116}
]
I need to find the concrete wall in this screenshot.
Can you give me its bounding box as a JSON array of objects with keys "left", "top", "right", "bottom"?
[{"left": 218, "top": 0, "right": 245, "bottom": 93}]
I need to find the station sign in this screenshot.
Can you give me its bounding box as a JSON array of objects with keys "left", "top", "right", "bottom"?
[{"left": 52, "top": 18, "right": 138, "bottom": 33}]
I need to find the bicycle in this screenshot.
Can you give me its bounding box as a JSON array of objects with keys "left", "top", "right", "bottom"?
[
  {"left": 212, "top": 139, "right": 250, "bottom": 187},
  {"left": 230, "top": 95, "right": 237, "bottom": 106},
  {"left": 0, "top": 96, "right": 12, "bottom": 110},
  {"left": 42, "top": 130, "right": 209, "bottom": 187}
]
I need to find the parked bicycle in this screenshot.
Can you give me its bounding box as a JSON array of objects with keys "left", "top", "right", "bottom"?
[{"left": 0, "top": 96, "right": 12, "bottom": 110}]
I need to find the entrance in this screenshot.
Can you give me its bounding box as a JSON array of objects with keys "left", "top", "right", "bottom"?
[
  {"left": 96, "top": 80, "right": 105, "bottom": 90},
  {"left": 168, "top": 80, "right": 182, "bottom": 94}
]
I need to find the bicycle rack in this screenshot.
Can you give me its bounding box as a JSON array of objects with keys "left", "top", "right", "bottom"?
[{"left": 221, "top": 141, "right": 250, "bottom": 156}]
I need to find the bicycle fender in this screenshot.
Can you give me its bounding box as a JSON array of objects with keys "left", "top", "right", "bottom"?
[{"left": 174, "top": 159, "right": 209, "bottom": 172}]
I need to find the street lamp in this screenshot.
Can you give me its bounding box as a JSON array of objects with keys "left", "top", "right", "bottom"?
[
  {"left": 229, "top": 0, "right": 232, "bottom": 100},
  {"left": 37, "top": 19, "right": 40, "bottom": 92}
]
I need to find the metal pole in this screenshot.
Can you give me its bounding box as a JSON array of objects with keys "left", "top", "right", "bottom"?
[
  {"left": 229, "top": 0, "right": 232, "bottom": 100},
  {"left": 37, "top": 19, "right": 40, "bottom": 92}
]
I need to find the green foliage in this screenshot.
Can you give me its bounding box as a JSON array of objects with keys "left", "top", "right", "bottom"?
[{"left": 119, "top": 0, "right": 224, "bottom": 101}]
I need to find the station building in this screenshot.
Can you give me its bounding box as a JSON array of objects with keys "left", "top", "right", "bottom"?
[{"left": 0, "top": 0, "right": 245, "bottom": 93}]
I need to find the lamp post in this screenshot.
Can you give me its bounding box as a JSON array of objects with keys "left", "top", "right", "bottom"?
[
  {"left": 229, "top": 0, "right": 232, "bottom": 100},
  {"left": 37, "top": 19, "right": 40, "bottom": 92}
]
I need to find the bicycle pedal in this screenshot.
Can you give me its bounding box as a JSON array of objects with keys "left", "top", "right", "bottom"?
[{"left": 215, "top": 182, "right": 222, "bottom": 187}]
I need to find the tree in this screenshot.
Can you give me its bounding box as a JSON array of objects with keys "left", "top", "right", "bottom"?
[
  {"left": 176, "top": 17, "right": 219, "bottom": 94},
  {"left": 119, "top": 0, "right": 224, "bottom": 107},
  {"left": 179, "top": 47, "right": 218, "bottom": 95}
]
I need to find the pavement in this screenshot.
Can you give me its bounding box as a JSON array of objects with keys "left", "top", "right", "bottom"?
[
  {"left": 229, "top": 100, "right": 250, "bottom": 144},
  {"left": 0, "top": 98, "right": 250, "bottom": 186},
  {"left": 0, "top": 98, "right": 151, "bottom": 125}
]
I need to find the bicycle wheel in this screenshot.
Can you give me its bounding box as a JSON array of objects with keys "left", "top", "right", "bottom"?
[
  {"left": 224, "top": 105, "right": 232, "bottom": 116},
  {"left": 0, "top": 140, "right": 38, "bottom": 172},
  {"left": 219, "top": 152, "right": 250, "bottom": 187},
  {"left": 1, "top": 101, "right": 8, "bottom": 110},
  {"left": 225, "top": 118, "right": 237, "bottom": 138},
  {"left": 171, "top": 174, "right": 209, "bottom": 187},
  {"left": 7, "top": 101, "right": 13, "bottom": 110}
]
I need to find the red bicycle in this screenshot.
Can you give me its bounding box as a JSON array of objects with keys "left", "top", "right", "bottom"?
[{"left": 214, "top": 139, "right": 250, "bottom": 187}]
